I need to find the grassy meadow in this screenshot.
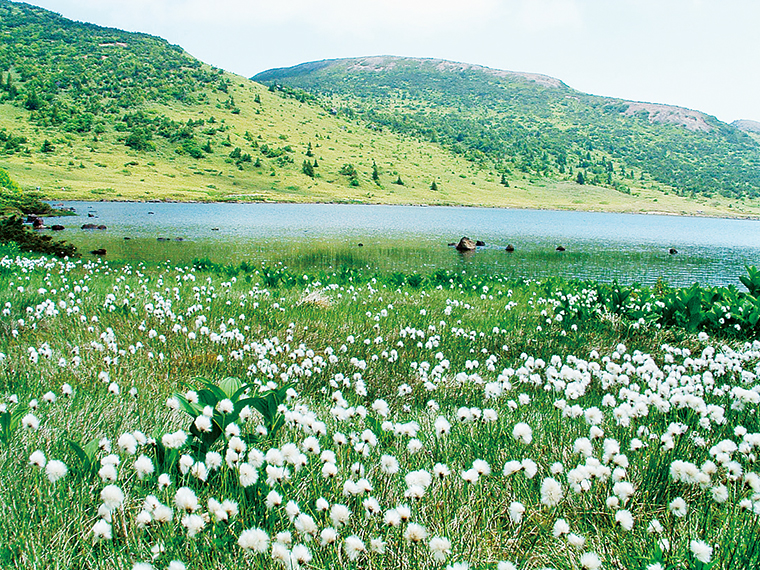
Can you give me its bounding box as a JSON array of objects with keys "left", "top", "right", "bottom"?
[{"left": 1, "top": 246, "right": 760, "bottom": 569}]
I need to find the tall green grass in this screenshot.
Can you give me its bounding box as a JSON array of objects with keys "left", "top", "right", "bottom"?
[{"left": 0, "top": 255, "right": 759, "bottom": 569}]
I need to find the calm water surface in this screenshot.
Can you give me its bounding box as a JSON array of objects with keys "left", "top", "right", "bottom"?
[{"left": 45, "top": 202, "right": 760, "bottom": 287}]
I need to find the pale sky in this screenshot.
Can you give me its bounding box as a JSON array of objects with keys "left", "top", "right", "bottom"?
[{"left": 21, "top": 0, "right": 760, "bottom": 123}]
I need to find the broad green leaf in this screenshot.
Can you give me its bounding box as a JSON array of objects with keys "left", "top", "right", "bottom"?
[
  {"left": 82, "top": 437, "right": 100, "bottom": 461},
  {"left": 219, "top": 376, "right": 242, "bottom": 399},
  {"left": 68, "top": 440, "right": 90, "bottom": 468}
]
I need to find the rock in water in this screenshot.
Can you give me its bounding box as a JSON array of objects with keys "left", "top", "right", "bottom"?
[
  {"left": 505, "top": 244, "right": 515, "bottom": 252},
  {"left": 455, "top": 237, "right": 477, "bottom": 251}
]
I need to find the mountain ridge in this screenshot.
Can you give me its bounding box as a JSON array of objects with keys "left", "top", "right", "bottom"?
[
  {"left": 256, "top": 55, "right": 567, "bottom": 89},
  {"left": 255, "top": 55, "right": 716, "bottom": 132},
  {"left": 254, "top": 55, "right": 760, "bottom": 200}
]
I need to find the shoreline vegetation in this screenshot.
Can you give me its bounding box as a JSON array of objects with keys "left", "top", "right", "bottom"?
[{"left": 1, "top": 252, "right": 760, "bottom": 569}]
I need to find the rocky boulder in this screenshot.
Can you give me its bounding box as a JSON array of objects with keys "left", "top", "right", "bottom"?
[{"left": 455, "top": 237, "right": 477, "bottom": 252}]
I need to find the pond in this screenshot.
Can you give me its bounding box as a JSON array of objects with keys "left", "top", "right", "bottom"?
[{"left": 43, "top": 202, "right": 760, "bottom": 287}]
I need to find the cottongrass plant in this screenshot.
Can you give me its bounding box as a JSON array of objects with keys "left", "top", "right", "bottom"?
[{"left": 0, "top": 252, "right": 759, "bottom": 569}]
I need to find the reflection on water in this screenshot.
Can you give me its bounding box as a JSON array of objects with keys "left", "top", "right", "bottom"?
[{"left": 44, "top": 202, "right": 760, "bottom": 287}]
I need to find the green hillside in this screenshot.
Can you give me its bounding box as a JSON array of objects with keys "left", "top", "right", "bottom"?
[
  {"left": 254, "top": 56, "right": 760, "bottom": 202},
  {"left": 0, "top": 2, "right": 757, "bottom": 216}
]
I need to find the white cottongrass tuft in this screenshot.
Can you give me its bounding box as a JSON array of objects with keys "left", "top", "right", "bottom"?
[
  {"left": 22, "top": 413, "right": 39, "bottom": 430},
  {"left": 330, "top": 503, "right": 351, "bottom": 527},
  {"left": 174, "top": 487, "right": 199, "bottom": 512},
  {"left": 134, "top": 454, "right": 154, "bottom": 479},
  {"left": 512, "top": 422, "right": 533, "bottom": 444},
  {"left": 403, "top": 523, "right": 428, "bottom": 543},
  {"left": 321, "top": 527, "right": 338, "bottom": 545},
  {"left": 238, "top": 527, "right": 270, "bottom": 552},
  {"left": 29, "top": 450, "right": 46, "bottom": 468},
  {"left": 690, "top": 539, "right": 713, "bottom": 564},
  {"left": 162, "top": 430, "right": 187, "bottom": 449},
  {"left": 158, "top": 473, "right": 172, "bottom": 489},
  {"left": 100, "top": 484, "right": 125, "bottom": 511},
  {"left": 344, "top": 535, "right": 366, "bottom": 560},
  {"left": 239, "top": 463, "right": 258, "bottom": 487},
  {"left": 429, "top": 536, "right": 452, "bottom": 562},
  {"left": 568, "top": 533, "right": 586, "bottom": 548},
  {"left": 615, "top": 509, "right": 634, "bottom": 531},
  {"left": 580, "top": 552, "right": 603, "bottom": 570},
  {"left": 540, "top": 477, "right": 563, "bottom": 507},
  {"left": 370, "top": 537, "right": 386, "bottom": 553},
  {"left": 508, "top": 501, "right": 526, "bottom": 523},
  {"left": 380, "top": 454, "right": 400, "bottom": 475},
  {"left": 194, "top": 415, "right": 212, "bottom": 433},
  {"left": 292, "top": 543, "right": 312, "bottom": 565},
  {"left": 45, "top": 459, "right": 68, "bottom": 483},
  {"left": 92, "top": 519, "right": 112, "bottom": 541},
  {"left": 668, "top": 497, "right": 688, "bottom": 518},
  {"left": 553, "top": 518, "right": 570, "bottom": 537},
  {"left": 181, "top": 513, "right": 205, "bottom": 537}
]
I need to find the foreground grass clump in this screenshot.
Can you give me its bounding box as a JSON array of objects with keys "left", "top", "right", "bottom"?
[{"left": 1, "top": 253, "right": 760, "bottom": 569}]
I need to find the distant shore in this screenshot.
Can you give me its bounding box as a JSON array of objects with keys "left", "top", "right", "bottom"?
[{"left": 43, "top": 197, "right": 760, "bottom": 222}]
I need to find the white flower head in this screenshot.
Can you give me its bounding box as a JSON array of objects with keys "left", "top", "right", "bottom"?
[
  {"left": 238, "top": 527, "right": 269, "bottom": 552},
  {"left": 216, "top": 398, "right": 234, "bottom": 414},
  {"left": 29, "top": 450, "right": 46, "bottom": 468},
  {"left": 134, "top": 455, "right": 154, "bottom": 479},
  {"left": 669, "top": 497, "right": 688, "bottom": 518},
  {"left": 508, "top": 501, "right": 525, "bottom": 523},
  {"left": 690, "top": 539, "right": 712, "bottom": 564},
  {"left": 513, "top": 422, "right": 533, "bottom": 444},
  {"left": 429, "top": 536, "right": 452, "bottom": 562},
  {"left": 540, "top": 477, "right": 563, "bottom": 507},
  {"left": 101, "top": 485, "right": 125, "bottom": 511},
  {"left": 404, "top": 523, "right": 428, "bottom": 543},
  {"left": 45, "top": 459, "right": 68, "bottom": 483},
  {"left": 580, "top": 552, "right": 602, "bottom": 570},
  {"left": 92, "top": 519, "right": 112, "bottom": 541}
]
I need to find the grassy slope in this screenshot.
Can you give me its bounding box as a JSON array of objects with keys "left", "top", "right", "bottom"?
[
  {"left": 2, "top": 74, "right": 758, "bottom": 217},
  {"left": 253, "top": 57, "right": 760, "bottom": 217}
]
